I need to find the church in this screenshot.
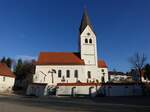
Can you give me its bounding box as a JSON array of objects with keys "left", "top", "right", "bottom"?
[{"left": 27, "top": 10, "right": 109, "bottom": 97}]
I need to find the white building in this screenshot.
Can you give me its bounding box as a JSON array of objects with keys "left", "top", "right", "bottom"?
[
  {"left": 109, "top": 71, "right": 132, "bottom": 82},
  {"left": 27, "top": 10, "right": 109, "bottom": 96},
  {"left": 0, "top": 63, "right": 15, "bottom": 93}
]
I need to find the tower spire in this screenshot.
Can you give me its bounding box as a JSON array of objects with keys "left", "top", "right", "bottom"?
[{"left": 79, "top": 8, "right": 93, "bottom": 34}]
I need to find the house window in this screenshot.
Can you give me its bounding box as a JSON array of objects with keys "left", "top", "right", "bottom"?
[
  {"left": 35, "top": 76, "right": 37, "bottom": 80},
  {"left": 85, "top": 38, "right": 88, "bottom": 43},
  {"left": 74, "top": 70, "right": 78, "bottom": 78},
  {"left": 87, "top": 71, "right": 91, "bottom": 78},
  {"left": 89, "top": 38, "right": 92, "bottom": 43},
  {"left": 58, "top": 70, "right": 61, "bottom": 78},
  {"left": 3, "top": 77, "right": 5, "bottom": 82},
  {"left": 66, "top": 70, "right": 70, "bottom": 78}
]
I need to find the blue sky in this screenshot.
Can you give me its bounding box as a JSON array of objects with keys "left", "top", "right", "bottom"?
[{"left": 0, "top": 0, "right": 150, "bottom": 72}]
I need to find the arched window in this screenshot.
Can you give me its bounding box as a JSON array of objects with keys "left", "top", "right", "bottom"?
[
  {"left": 87, "top": 71, "right": 91, "bottom": 78},
  {"left": 58, "top": 70, "right": 61, "bottom": 78},
  {"left": 101, "top": 76, "right": 105, "bottom": 83},
  {"left": 66, "top": 70, "right": 70, "bottom": 78},
  {"left": 74, "top": 70, "right": 78, "bottom": 78},
  {"left": 85, "top": 38, "right": 88, "bottom": 43},
  {"left": 89, "top": 38, "right": 92, "bottom": 43}
]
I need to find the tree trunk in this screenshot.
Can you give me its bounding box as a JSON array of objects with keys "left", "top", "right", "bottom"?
[{"left": 138, "top": 69, "right": 142, "bottom": 82}]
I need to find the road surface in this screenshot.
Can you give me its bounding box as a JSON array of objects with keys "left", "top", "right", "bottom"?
[{"left": 0, "top": 95, "right": 150, "bottom": 112}]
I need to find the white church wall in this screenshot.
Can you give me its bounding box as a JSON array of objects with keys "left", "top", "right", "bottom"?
[
  {"left": 0, "top": 76, "right": 15, "bottom": 93},
  {"left": 84, "top": 66, "right": 100, "bottom": 82},
  {"left": 98, "top": 68, "right": 109, "bottom": 83},
  {"left": 33, "top": 64, "right": 109, "bottom": 86},
  {"left": 33, "top": 65, "right": 85, "bottom": 85},
  {"left": 83, "top": 66, "right": 108, "bottom": 83}
]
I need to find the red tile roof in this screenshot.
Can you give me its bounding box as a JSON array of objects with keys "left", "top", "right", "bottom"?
[
  {"left": 98, "top": 60, "right": 107, "bottom": 68},
  {"left": 31, "top": 83, "right": 47, "bottom": 86},
  {"left": 0, "top": 63, "right": 15, "bottom": 78},
  {"left": 57, "top": 83, "right": 99, "bottom": 86},
  {"left": 36, "top": 52, "right": 85, "bottom": 65},
  {"left": 57, "top": 82, "right": 143, "bottom": 86}
]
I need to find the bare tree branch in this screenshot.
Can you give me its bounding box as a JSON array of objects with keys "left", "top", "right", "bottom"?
[{"left": 129, "top": 52, "right": 147, "bottom": 82}]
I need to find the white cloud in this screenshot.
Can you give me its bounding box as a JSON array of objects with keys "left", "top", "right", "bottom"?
[{"left": 15, "top": 55, "right": 37, "bottom": 61}]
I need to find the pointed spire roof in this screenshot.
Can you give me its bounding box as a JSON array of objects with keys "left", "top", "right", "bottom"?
[{"left": 79, "top": 9, "right": 93, "bottom": 34}]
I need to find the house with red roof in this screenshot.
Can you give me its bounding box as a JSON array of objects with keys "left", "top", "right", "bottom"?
[
  {"left": 0, "top": 63, "right": 15, "bottom": 93},
  {"left": 27, "top": 10, "right": 109, "bottom": 96}
]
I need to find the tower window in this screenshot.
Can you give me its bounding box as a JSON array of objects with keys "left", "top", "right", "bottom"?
[
  {"left": 101, "top": 69, "right": 104, "bottom": 72},
  {"left": 89, "top": 38, "right": 92, "bottom": 43},
  {"left": 87, "top": 71, "right": 91, "bottom": 78},
  {"left": 85, "top": 38, "right": 88, "bottom": 43},
  {"left": 66, "top": 70, "right": 70, "bottom": 78},
  {"left": 58, "top": 70, "right": 61, "bottom": 78},
  {"left": 74, "top": 70, "right": 78, "bottom": 78}
]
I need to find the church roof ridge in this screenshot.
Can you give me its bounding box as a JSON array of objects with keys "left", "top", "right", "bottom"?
[
  {"left": 98, "top": 60, "right": 108, "bottom": 68},
  {"left": 37, "top": 52, "right": 84, "bottom": 65}
]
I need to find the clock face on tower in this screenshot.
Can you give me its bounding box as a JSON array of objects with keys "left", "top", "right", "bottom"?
[{"left": 87, "top": 32, "right": 90, "bottom": 36}]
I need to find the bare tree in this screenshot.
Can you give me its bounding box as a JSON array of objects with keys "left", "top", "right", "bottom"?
[{"left": 129, "top": 52, "right": 147, "bottom": 82}]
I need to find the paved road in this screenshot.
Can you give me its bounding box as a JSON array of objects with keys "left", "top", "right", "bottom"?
[{"left": 0, "top": 95, "right": 150, "bottom": 112}]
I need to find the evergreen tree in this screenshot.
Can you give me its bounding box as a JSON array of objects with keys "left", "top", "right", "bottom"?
[
  {"left": 14, "top": 59, "right": 23, "bottom": 80},
  {"left": 6, "top": 58, "right": 12, "bottom": 68},
  {"left": 14, "top": 59, "right": 35, "bottom": 90},
  {"left": 1, "top": 57, "right": 12, "bottom": 68},
  {"left": 1, "top": 57, "right": 6, "bottom": 63}
]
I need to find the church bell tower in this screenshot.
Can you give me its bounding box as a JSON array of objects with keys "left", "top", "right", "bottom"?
[{"left": 79, "top": 9, "right": 98, "bottom": 66}]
